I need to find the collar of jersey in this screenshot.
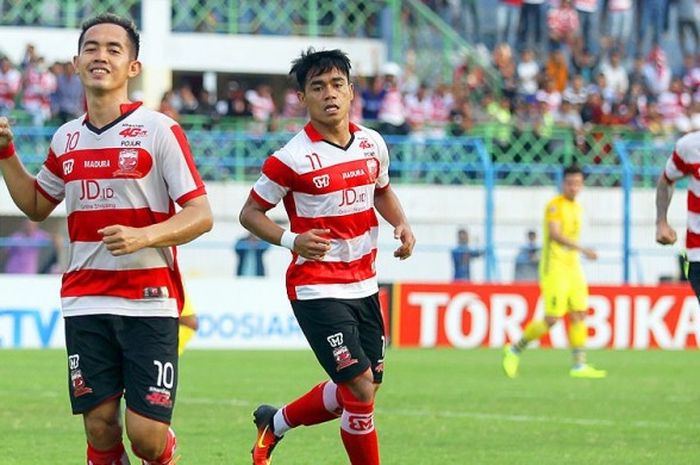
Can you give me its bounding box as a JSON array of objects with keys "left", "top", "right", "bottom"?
[
  {"left": 82, "top": 101, "right": 143, "bottom": 134},
  {"left": 304, "top": 121, "right": 361, "bottom": 142},
  {"left": 82, "top": 101, "right": 143, "bottom": 125}
]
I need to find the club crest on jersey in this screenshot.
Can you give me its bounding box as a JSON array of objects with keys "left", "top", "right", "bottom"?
[
  {"left": 313, "top": 174, "right": 330, "bottom": 189},
  {"left": 62, "top": 159, "right": 74, "bottom": 176},
  {"left": 113, "top": 149, "right": 141, "bottom": 177}
]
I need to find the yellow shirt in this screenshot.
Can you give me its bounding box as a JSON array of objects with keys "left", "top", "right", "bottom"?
[{"left": 540, "top": 194, "right": 582, "bottom": 274}]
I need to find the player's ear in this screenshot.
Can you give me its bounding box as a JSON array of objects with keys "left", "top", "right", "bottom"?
[
  {"left": 72, "top": 55, "right": 79, "bottom": 72},
  {"left": 128, "top": 60, "right": 142, "bottom": 78},
  {"left": 297, "top": 90, "right": 306, "bottom": 107}
]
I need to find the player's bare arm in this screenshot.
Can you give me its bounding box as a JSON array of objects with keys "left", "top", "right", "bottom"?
[
  {"left": 239, "top": 195, "right": 331, "bottom": 261},
  {"left": 99, "top": 195, "right": 213, "bottom": 256},
  {"left": 548, "top": 221, "right": 597, "bottom": 260},
  {"left": 374, "top": 186, "right": 415, "bottom": 260},
  {"left": 0, "top": 117, "right": 57, "bottom": 221},
  {"left": 655, "top": 174, "right": 677, "bottom": 245}
]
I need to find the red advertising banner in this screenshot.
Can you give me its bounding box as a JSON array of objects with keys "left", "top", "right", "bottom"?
[{"left": 392, "top": 283, "right": 700, "bottom": 349}]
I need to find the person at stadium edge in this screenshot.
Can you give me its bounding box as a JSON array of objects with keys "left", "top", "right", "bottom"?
[
  {"left": 503, "top": 165, "right": 606, "bottom": 379},
  {"left": 239, "top": 48, "right": 415, "bottom": 465},
  {"left": 0, "top": 13, "right": 212, "bottom": 465},
  {"left": 656, "top": 130, "right": 700, "bottom": 297}
]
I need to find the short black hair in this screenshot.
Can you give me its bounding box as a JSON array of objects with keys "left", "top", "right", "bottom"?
[
  {"left": 78, "top": 14, "right": 140, "bottom": 59},
  {"left": 289, "top": 48, "right": 351, "bottom": 90},
  {"left": 563, "top": 164, "right": 584, "bottom": 177}
]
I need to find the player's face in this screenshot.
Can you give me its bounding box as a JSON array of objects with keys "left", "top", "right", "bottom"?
[
  {"left": 299, "top": 67, "right": 353, "bottom": 127},
  {"left": 562, "top": 173, "right": 584, "bottom": 200},
  {"left": 74, "top": 23, "right": 141, "bottom": 94}
]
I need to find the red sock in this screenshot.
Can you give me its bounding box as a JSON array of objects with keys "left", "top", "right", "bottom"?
[
  {"left": 87, "top": 441, "right": 130, "bottom": 465},
  {"left": 338, "top": 384, "right": 380, "bottom": 465},
  {"left": 282, "top": 381, "right": 342, "bottom": 429},
  {"left": 132, "top": 427, "right": 177, "bottom": 465}
]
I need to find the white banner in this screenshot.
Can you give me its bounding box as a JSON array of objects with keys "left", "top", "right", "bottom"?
[{"left": 0, "top": 276, "right": 308, "bottom": 349}]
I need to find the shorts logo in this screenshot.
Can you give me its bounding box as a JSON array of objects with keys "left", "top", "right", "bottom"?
[
  {"left": 68, "top": 354, "right": 80, "bottom": 369},
  {"left": 374, "top": 361, "right": 385, "bottom": 374},
  {"left": 333, "top": 345, "right": 359, "bottom": 371},
  {"left": 327, "top": 332, "right": 358, "bottom": 371},
  {"left": 326, "top": 332, "right": 344, "bottom": 347},
  {"left": 313, "top": 174, "right": 330, "bottom": 189},
  {"left": 68, "top": 354, "right": 93, "bottom": 398},
  {"left": 146, "top": 388, "right": 173, "bottom": 409}
]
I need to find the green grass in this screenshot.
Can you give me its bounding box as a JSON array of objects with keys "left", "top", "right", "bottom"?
[{"left": 0, "top": 349, "right": 699, "bottom": 464}]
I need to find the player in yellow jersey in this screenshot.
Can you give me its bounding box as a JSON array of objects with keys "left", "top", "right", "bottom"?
[
  {"left": 178, "top": 294, "right": 198, "bottom": 355},
  {"left": 503, "top": 165, "right": 606, "bottom": 379}
]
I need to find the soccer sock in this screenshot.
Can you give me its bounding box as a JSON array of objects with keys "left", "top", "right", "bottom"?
[
  {"left": 87, "top": 441, "right": 131, "bottom": 465},
  {"left": 132, "top": 427, "right": 176, "bottom": 465},
  {"left": 275, "top": 381, "right": 342, "bottom": 436},
  {"left": 513, "top": 320, "right": 549, "bottom": 353},
  {"left": 338, "top": 384, "right": 379, "bottom": 465},
  {"left": 569, "top": 320, "right": 588, "bottom": 367}
]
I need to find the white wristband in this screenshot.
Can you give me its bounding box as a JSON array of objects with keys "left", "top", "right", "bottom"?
[{"left": 280, "top": 230, "right": 298, "bottom": 251}]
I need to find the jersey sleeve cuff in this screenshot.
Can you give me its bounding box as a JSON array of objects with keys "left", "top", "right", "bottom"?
[
  {"left": 34, "top": 180, "right": 61, "bottom": 204},
  {"left": 375, "top": 182, "right": 390, "bottom": 193},
  {"left": 250, "top": 188, "right": 276, "bottom": 210},
  {"left": 176, "top": 186, "right": 207, "bottom": 206}
]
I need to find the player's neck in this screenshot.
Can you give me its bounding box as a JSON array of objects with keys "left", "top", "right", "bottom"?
[
  {"left": 309, "top": 119, "right": 351, "bottom": 147},
  {"left": 85, "top": 91, "right": 130, "bottom": 128}
]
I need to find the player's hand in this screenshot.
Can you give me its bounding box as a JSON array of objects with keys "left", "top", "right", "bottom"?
[
  {"left": 656, "top": 222, "right": 677, "bottom": 245},
  {"left": 98, "top": 225, "right": 150, "bottom": 256},
  {"left": 0, "top": 116, "right": 14, "bottom": 149},
  {"left": 294, "top": 228, "right": 331, "bottom": 261},
  {"left": 582, "top": 247, "right": 598, "bottom": 260},
  {"left": 393, "top": 224, "right": 415, "bottom": 260}
]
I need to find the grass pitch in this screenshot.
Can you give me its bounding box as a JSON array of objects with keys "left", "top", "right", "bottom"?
[{"left": 0, "top": 348, "right": 698, "bottom": 464}]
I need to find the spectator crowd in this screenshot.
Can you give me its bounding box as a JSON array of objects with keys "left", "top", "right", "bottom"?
[{"left": 2, "top": 1, "right": 700, "bottom": 145}]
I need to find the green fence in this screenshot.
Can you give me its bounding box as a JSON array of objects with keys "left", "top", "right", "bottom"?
[
  {"left": 171, "top": 0, "right": 386, "bottom": 37},
  {"left": 11, "top": 124, "right": 670, "bottom": 188},
  {"left": 0, "top": 1, "right": 142, "bottom": 28}
]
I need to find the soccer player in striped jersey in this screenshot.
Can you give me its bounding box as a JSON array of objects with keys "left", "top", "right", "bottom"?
[
  {"left": 656, "top": 132, "right": 700, "bottom": 298},
  {"left": 239, "top": 48, "right": 415, "bottom": 465},
  {"left": 503, "top": 165, "right": 606, "bottom": 379},
  {"left": 0, "top": 14, "right": 212, "bottom": 465}
]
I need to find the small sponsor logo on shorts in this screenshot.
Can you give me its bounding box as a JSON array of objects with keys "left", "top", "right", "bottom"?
[
  {"left": 326, "top": 332, "right": 344, "bottom": 348},
  {"left": 68, "top": 354, "right": 80, "bottom": 370},
  {"left": 70, "top": 369, "right": 93, "bottom": 397},
  {"left": 374, "top": 362, "right": 385, "bottom": 374},
  {"left": 143, "top": 286, "right": 169, "bottom": 298},
  {"left": 333, "top": 345, "right": 358, "bottom": 372},
  {"left": 146, "top": 387, "right": 173, "bottom": 409}
]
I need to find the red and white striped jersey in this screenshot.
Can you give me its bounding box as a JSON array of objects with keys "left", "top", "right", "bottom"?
[
  {"left": 251, "top": 122, "right": 390, "bottom": 300},
  {"left": 35, "top": 102, "right": 206, "bottom": 317},
  {"left": 664, "top": 131, "right": 700, "bottom": 261}
]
